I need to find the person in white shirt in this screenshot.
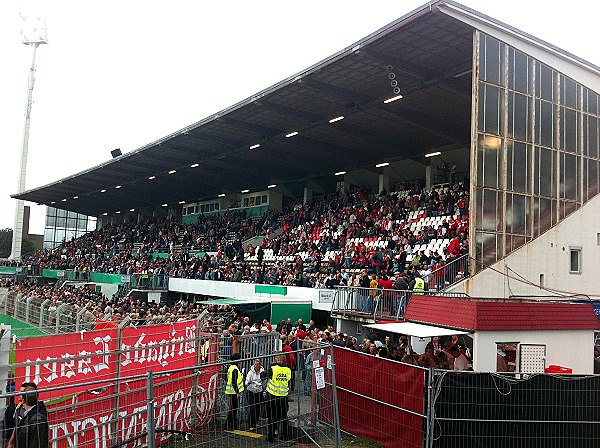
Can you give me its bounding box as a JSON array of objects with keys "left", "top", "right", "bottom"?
[
  {"left": 451, "top": 345, "right": 470, "bottom": 371},
  {"left": 245, "top": 359, "right": 265, "bottom": 430}
]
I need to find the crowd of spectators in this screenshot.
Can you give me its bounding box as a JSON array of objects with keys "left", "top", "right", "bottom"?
[
  {"left": 231, "top": 314, "right": 473, "bottom": 373},
  {"left": 11, "top": 182, "right": 469, "bottom": 293}
]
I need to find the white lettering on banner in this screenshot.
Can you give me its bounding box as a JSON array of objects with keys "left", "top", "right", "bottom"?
[
  {"left": 48, "top": 373, "right": 219, "bottom": 448},
  {"left": 121, "top": 325, "right": 196, "bottom": 369},
  {"left": 24, "top": 335, "right": 114, "bottom": 385}
]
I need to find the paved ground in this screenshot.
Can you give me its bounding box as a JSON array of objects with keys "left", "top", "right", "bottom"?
[{"left": 162, "top": 392, "right": 337, "bottom": 448}]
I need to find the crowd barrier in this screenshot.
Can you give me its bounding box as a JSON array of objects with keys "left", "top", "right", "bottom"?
[{"left": 1, "top": 323, "right": 340, "bottom": 448}]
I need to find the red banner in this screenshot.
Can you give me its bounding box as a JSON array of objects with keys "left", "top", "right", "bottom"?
[
  {"left": 16, "top": 328, "right": 118, "bottom": 399},
  {"left": 15, "top": 320, "right": 201, "bottom": 400},
  {"left": 120, "top": 320, "right": 198, "bottom": 377},
  {"left": 326, "top": 347, "right": 426, "bottom": 448},
  {"left": 47, "top": 369, "right": 219, "bottom": 448}
]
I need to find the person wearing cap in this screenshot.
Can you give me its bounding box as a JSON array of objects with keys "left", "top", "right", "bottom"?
[
  {"left": 225, "top": 353, "right": 245, "bottom": 430},
  {"left": 262, "top": 353, "right": 292, "bottom": 442}
]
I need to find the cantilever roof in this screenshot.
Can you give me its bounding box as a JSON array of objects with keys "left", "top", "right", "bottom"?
[{"left": 12, "top": 1, "right": 600, "bottom": 217}]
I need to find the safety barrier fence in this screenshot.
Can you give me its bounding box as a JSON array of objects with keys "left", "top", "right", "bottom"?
[
  {"left": 428, "top": 370, "right": 600, "bottom": 448},
  {"left": 332, "top": 286, "right": 467, "bottom": 320},
  {"left": 328, "top": 347, "right": 600, "bottom": 448},
  {"left": 0, "top": 324, "right": 340, "bottom": 448}
]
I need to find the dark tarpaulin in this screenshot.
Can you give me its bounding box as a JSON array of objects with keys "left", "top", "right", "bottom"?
[{"left": 433, "top": 372, "right": 600, "bottom": 448}]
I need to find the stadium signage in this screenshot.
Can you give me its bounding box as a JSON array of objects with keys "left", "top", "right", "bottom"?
[
  {"left": 48, "top": 371, "right": 219, "bottom": 448},
  {"left": 16, "top": 320, "right": 200, "bottom": 400}
]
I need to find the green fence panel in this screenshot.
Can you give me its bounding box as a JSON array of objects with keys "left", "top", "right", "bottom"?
[
  {"left": 0, "top": 267, "right": 17, "bottom": 275},
  {"left": 41, "top": 269, "right": 63, "bottom": 279},
  {"left": 270, "top": 303, "right": 311, "bottom": 326},
  {"left": 89, "top": 272, "right": 127, "bottom": 285},
  {"left": 151, "top": 253, "right": 170, "bottom": 260},
  {"left": 255, "top": 285, "right": 287, "bottom": 296}
]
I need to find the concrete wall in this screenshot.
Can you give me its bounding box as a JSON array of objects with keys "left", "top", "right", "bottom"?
[
  {"left": 453, "top": 193, "right": 600, "bottom": 298},
  {"left": 168, "top": 277, "right": 334, "bottom": 311},
  {"left": 473, "top": 329, "right": 594, "bottom": 374}
]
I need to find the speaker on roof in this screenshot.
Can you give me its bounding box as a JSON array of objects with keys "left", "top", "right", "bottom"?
[
  {"left": 393, "top": 87, "right": 401, "bottom": 95},
  {"left": 390, "top": 80, "right": 398, "bottom": 87},
  {"left": 386, "top": 65, "right": 394, "bottom": 71},
  {"left": 388, "top": 72, "right": 395, "bottom": 80}
]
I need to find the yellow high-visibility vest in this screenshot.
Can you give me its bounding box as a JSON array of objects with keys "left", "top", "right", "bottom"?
[
  {"left": 225, "top": 364, "right": 244, "bottom": 395},
  {"left": 413, "top": 277, "right": 425, "bottom": 294},
  {"left": 266, "top": 365, "right": 291, "bottom": 397}
]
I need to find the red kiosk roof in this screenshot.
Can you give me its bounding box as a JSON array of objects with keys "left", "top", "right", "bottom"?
[{"left": 404, "top": 296, "right": 600, "bottom": 331}]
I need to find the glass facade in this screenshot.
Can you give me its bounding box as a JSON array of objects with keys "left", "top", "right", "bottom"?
[
  {"left": 474, "top": 32, "right": 600, "bottom": 269},
  {"left": 43, "top": 207, "right": 97, "bottom": 249}
]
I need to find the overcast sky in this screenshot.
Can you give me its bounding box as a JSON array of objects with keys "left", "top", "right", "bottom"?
[{"left": 1, "top": 0, "right": 599, "bottom": 235}]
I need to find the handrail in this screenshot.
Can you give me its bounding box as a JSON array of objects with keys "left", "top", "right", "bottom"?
[{"left": 428, "top": 253, "right": 470, "bottom": 291}]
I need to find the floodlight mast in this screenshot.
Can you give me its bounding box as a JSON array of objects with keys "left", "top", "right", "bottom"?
[{"left": 10, "top": 15, "right": 47, "bottom": 261}]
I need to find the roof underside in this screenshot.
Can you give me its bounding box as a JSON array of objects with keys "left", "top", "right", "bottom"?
[{"left": 14, "top": 4, "right": 476, "bottom": 216}]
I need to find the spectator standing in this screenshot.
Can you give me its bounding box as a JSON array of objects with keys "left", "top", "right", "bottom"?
[
  {"left": 8, "top": 382, "right": 48, "bottom": 448},
  {"left": 245, "top": 359, "right": 265, "bottom": 431}
]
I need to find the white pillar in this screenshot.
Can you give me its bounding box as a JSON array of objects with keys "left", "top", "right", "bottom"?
[{"left": 425, "top": 165, "right": 432, "bottom": 191}]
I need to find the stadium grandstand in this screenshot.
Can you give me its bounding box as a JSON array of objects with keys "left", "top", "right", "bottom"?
[{"left": 3, "top": 1, "right": 600, "bottom": 447}]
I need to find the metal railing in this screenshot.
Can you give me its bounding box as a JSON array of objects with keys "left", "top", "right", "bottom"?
[
  {"left": 332, "top": 286, "right": 468, "bottom": 321},
  {"left": 428, "top": 253, "right": 470, "bottom": 291},
  {"left": 0, "top": 325, "right": 340, "bottom": 448}
]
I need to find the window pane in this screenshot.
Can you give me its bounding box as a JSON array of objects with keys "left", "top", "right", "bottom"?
[
  {"left": 535, "top": 146, "right": 556, "bottom": 197},
  {"left": 477, "top": 135, "right": 502, "bottom": 188},
  {"left": 509, "top": 92, "right": 529, "bottom": 142},
  {"left": 506, "top": 193, "right": 528, "bottom": 235},
  {"left": 560, "top": 200, "right": 578, "bottom": 220},
  {"left": 536, "top": 100, "right": 555, "bottom": 148},
  {"left": 585, "top": 158, "right": 599, "bottom": 201},
  {"left": 477, "top": 188, "right": 500, "bottom": 232},
  {"left": 509, "top": 48, "right": 530, "bottom": 94},
  {"left": 507, "top": 141, "right": 529, "bottom": 193},
  {"left": 533, "top": 197, "right": 553, "bottom": 237},
  {"left": 585, "top": 89, "right": 598, "bottom": 115},
  {"left": 561, "top": 107, "right": 578, "bottom": 153},
  {"left": 536, "top": 63, "right": 554, "bottom": 101},
  {"left": 585, "top": 115, "right": 599, "bottom": 158},
  {"left": 560, "top": 76, "right": 578, "bottom": 109},
  {"left": 484, "top": 84, "right": 501, "bottom": 135},
  {"left": 476, "top": 232, "right": 499, "bottom": 267},
  {"left": 570, "top": 250, "right": 578, "bottom": 272},
  {"left": 560, "top": 153, "right": 579, "bottom": 201},
  {"left": 484, "top": 35, "right": 502, "bottom": 85}
]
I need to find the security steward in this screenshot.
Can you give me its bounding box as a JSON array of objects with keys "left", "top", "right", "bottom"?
[
  {"left": 262, "top": 353, "right": 292, "bottom": 442},
  {"left": 225, "top": 353, "right": 244, "bottom": 430},
  {"left": 410, "top": 275, "right": 425, "bottom": 295}
]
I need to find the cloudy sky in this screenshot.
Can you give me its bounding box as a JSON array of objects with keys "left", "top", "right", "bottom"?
[{"left": 1, "top": 0, "right": 599, "bottom": 235}]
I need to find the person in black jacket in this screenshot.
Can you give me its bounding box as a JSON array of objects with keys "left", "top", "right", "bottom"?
[
  {"left": 8, "top": 382, "right": 48, "bottom": 448},
  {"left": 3, "top": 372, "right": 16, "bottom": 447}
]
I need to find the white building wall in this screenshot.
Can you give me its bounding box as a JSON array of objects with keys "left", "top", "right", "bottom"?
[
  {"left": 473, "top": 329, "right": 594, "bottom": 374},
  {"left": 452, "top": 192, "right": 600, "bottom": 298},
  {"left": 168, "top": 277, "right": 334, "bottom": 311}
]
